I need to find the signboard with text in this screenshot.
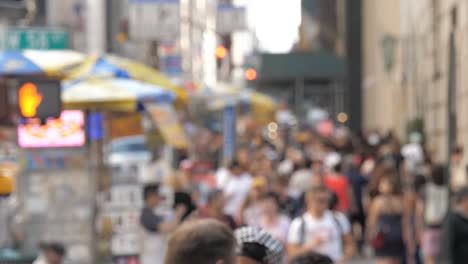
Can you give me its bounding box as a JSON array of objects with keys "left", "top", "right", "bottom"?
[{"left": 0, "top": 27, "right": 69, "bottom": 50}]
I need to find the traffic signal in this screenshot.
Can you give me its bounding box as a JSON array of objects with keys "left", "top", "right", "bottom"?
[
  {"left": 245, "top": 68, "right": 257, "bottom": 81},
  {"left": 17, "top": 79, "right": 61, "bottom": 119},
  {"left": 215, "top": 45, "right": 228, "bottom": 59}
]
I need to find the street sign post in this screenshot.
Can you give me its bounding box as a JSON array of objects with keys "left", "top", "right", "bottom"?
[{"left": 0, "top": 27, "right": 69, "bottom": 50}]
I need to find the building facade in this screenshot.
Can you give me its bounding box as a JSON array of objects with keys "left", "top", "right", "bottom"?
[{"left": 363, "top": 0, "right": 468, "bottom": 162}]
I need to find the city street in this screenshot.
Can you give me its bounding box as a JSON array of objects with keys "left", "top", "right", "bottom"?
[{"left": 1, "top": 0, "right": 468, "bottom": 264}]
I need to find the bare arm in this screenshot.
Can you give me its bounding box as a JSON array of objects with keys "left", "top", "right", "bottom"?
[
  {"left": 338, "top": 233, "right": 356, "bottom": 263},
  {"left": 287, "top": 237, "right": 323, "bottom": 259},
  {"left": 158, "top": 205, "right": 186, "bottom": 234},
  {"left": 366, "top": 198, "right": 380, "bottom": 241}
]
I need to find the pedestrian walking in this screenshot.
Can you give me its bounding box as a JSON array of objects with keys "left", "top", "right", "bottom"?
[
  {"left": 257, "top": 192, "right": 291, "bottom": 244},
  {"left": 139, "top": 184, "right": 186, "bottom": 264},
  {"left": 416, "top": 165, "right": 449, "bottom": 264},
  {"left": 441, "top": 187, "right": 468, "bottom": 264},
  {"left": 288, "top": 185, "right": 355, "bottom": 263},
  {"left": 367, "top": 172, "right": 409, "bottom": 264}
]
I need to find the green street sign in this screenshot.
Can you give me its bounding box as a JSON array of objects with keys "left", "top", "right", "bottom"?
[{"left": 1, "top": 27, "right": 69, "bottom": 50}]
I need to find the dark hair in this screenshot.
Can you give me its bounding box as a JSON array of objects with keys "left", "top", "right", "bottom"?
[
  {"left": 271, "top": 175, "right": 289, "bottom": 186},
  {"left": 207, "top": 189, "right": 224, "bottom": 204},
  {"left": 378, "top": 171, "right": 402, "bottom": 195},
  {"left": 143, "top": 184, "right": 160, "bottom": 201},
  {"left": 306, "top": 185, "right": 329, "bottom": 196},
  {"left": 44, "top": 243, "right": 66, "bottom": 257},
  {"left": 229, "top": 159, "right": 241, "bottom": 170},
  {"left": 165, "top": 220, "right": 236, "bottom": 264},
  {"left": 260, "top": 192, "right": 281, "bottom": 206},
  {"left": 431, "top": 165, "right": 446, "bottom": 186},
  {"left": 455, "top": 187, "right": 468, "bottom": 204},
  {"left": 290, "top": 251, "right": 333, "bottom": 264},
  {"left": 238, "top": 242, "right": 267, "bottom": 263}
]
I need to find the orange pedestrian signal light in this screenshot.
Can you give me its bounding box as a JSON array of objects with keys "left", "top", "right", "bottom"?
[
  {"left": 216, "top": 45, "right": 228, "bottom": 59},
  {"left": 245, "top": 68, "right": 257, "bottom": 81},
  {"left": 17, "top": 79, "right": 62, "bottom": 119},
  {"left": 19, "top": 82, "right": 43, "bottom": 118}
]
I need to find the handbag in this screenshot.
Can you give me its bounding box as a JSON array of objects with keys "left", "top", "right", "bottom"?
[{"left": 369, "top": 227, "right": 385, "bottom": 250}]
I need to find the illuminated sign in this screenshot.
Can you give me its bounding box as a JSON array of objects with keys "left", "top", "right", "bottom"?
[
  {"left": 17, "top": 79, "right": 61, "bottom": 119},
  {"left": 18, "top": 110, "right": 86, "bottom": 148}
]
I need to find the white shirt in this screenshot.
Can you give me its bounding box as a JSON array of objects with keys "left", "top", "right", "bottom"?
[
  {"left": 288, "top": 211, "right": 351, "bottom": 261},
  {"left": 215, "top": 167, "right": 230, "bottom": 189},
  {"left": 223, "top": 173, "right": 252, "bottom": 216}
]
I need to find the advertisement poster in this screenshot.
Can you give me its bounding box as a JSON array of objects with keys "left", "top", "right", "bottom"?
[
  {"left": 145, "top": 103, "right": 188, "bottom": 149},
  {"left": 110, "top": 113, "right": 143, "bottom": 140},
  {"left": 18, "top": 110, "right": 86, "bottom": 148}
]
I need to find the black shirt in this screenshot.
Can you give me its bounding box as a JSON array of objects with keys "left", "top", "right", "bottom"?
[
  {"left": 140, "top": 207, "right": 163, "bottom": 233},
  {"left": 442, "top": 210, "right": 468, "bottom": 264}
]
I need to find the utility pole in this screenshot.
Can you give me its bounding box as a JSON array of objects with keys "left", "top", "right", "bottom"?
[{"left": 86, "top": 0, "right": 106, "bottom": 54}]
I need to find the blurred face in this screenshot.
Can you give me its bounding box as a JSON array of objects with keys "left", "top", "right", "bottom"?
[
  {"left": 45, "top": 251, "right": 63, "bottom": 264},
  {"left": 261, "top": 198, "right": 278, "bottom": 218},
  {"left": 312, "top": 161, "right": 324, "bottom": 175},
  {"left": 147, "top": 193, "right": 161, "bottom": 208},
  {"left": 237, "top": 149, "right": 250, "bottom": 164},
  {"left": 307, "top": 191, "right": 329, "bottom": 213},
  {"left": 378, "top": 178, "right": 394, "bottom": 195},
  {"left": 210, "top": 194, "right": 226, "bottom": 212}
]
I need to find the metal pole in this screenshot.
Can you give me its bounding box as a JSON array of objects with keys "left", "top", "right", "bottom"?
[{"left": 86, "top": 0, "right": 106, "bottom": 54}]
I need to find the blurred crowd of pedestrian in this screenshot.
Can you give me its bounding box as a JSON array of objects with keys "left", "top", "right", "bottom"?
[
  {"left": 3, "top": 119, "right": 468, "bottom": 264},
  {"left": 135, "top": 121, "right": 468, "bottom": 264}
]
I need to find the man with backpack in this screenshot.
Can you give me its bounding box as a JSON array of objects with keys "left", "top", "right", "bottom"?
[{"left": 287, "top": 186, "right": 355, "bottom": 263}]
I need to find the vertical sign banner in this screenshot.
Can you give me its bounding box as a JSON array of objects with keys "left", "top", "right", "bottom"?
[
  {"left": 129, "top": 0, "right": 180, "bottom": 41},
  {"left": 217, "top": 4, "right": 247, "bottom": 34},
  {"left": 145, "top": 103, "right": 188, "bottom": 149},
  {"left": 223, "top": 104, "right": 236, "bottom": 161}
]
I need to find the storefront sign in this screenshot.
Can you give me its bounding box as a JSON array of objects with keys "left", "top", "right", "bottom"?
[{"left": 145, "top": 103, "right": 188, "bottom": 149}]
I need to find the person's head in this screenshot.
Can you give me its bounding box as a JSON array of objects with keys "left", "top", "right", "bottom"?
[
  {"left": 290, "top": 251, "right": 333, "bottom": 264},
  {"left": 455, "top": 187, "right": 468, "bottom": 213},
  {"left": 259, "top": 192, "right": 280, "bottom": 219},
  {"left": 431, "top": 165, "right": 446, "bottom": 186},
  {"left": 271, "top": 176, "right": 289, "bottom": 197},
  {"left": 305, "top": 186, "right": 330, "bottom": 215},
  {"left": 43, "top": 243, "right": 66, "bottom": 264},
  {"left": 165, "top": 219, "right": 236, "bottom": 264},
  {"left": 229, "top": 160, "right": 243, "bottom": 177},
  {"left": 143, "top": 183, "right": 162, "bottom": 208},
  {"left": 451, "top": 145, "right": 463, "bottom": 163},
  {"left": 237, "top": 148, "right": 250, "bottom": 166},
  {"left": 235, "top": 227, "right": 284, "bottom": 264},
  {"left": 207, "top": 189, "right": 226, "bottom": 213},
  {"left": 377, "top": 172, "right": 401, "bottom": 195}
]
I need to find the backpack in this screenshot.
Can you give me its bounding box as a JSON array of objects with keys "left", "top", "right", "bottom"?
[
  {"left": 424, "top": 183, "right": 449, "bottom": 226},
  {"left": 298, "top": 212, "right": 343, "bottom": 246}
]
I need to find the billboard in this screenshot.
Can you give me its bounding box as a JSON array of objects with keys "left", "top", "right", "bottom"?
[{"left": 18, "top": 110, "right": 85, "bottom": 148}]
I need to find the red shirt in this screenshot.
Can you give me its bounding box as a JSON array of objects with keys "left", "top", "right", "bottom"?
[{"left": 325, "top": 175, "right": 350, "bottom": 212}]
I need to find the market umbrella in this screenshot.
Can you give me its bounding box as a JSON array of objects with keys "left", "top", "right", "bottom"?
[
  {"left": 62, "top": 78, "right": 176, "bottom": 111},
  {"left": 67, "top": 55, "right": 188, "bottom": 104},
  {"left": 0, "top": 50, "right": 85, "bottom": 76}
]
